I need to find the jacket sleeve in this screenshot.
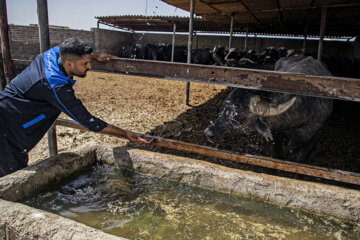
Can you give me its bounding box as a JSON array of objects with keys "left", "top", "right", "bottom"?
[{"left": 46, "top": 83, "right": 107, "bottom": 132}]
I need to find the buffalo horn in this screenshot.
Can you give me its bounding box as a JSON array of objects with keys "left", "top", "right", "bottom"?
[{"left": 249, "top": 95, "right": 297, "bottom": 117}]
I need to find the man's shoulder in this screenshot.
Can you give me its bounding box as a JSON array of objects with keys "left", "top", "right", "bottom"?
[{"left": 8, "top": 54, "right": 47, "bottom": 94}]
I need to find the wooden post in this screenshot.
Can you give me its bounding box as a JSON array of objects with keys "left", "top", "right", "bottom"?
[
  {"left": 37, "top": 0, "right": 58, "bottom": 157},
  {"left": 317, "top": 6, "right": 327, "bottom": 61},
  {"left": 0, "top": 0, "right": 13, "bottom": 89},
  {"left": 186, "top": 0, "right": 195, "bottom": 106}
]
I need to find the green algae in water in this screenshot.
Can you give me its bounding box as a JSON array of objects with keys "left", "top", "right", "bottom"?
[{"left": 23, "top": 164, "right": 360, "bottom": 240}]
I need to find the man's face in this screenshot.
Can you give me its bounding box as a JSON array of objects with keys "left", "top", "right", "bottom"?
[{"left": 69, "top": 54, "right": 92, "bottom": 78}]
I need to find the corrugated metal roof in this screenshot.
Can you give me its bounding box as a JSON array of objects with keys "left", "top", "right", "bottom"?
[
  {"left": 95, "top": 0, "right": 360, "bottom": 37},
  {"left": 161, "top": 0, "right": 360, "bottom": 37},
  {"left": 95, "top": 15, "right": 227, "bottom": 33}
]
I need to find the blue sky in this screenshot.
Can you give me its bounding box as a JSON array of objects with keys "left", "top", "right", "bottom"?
[{"left": 7, "top": 0, "right": 189, "bottom": 31}]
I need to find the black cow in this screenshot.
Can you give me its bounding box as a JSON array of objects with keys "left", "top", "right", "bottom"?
[
  {"left": 322, "top": 56, "right": 360, "bottom": 79},
  {"left": 144, "top": 43, "right": 159, "bottom": 60},
  {"left": 132, "top": 44, "right": 145, "bottom": 59},
  {"left": 211, "top": 46, "right": 227, "bottom": 66},
  {"left": 119, "top": 42, "right": 135, "bottom": 58},
  {"left": 204, "top": 55, "right": 333, "bottom": 161},
  {"left": 192, "top": 48, "right": 214, "bottom": 65},
  {"left": 256, "top": 47, "right": 280, "bottom": 64},
  {"left": 159, "top": 44, "right": 187, "bottom": 62}
]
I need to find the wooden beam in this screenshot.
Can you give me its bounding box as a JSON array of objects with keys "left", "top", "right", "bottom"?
[
  {"left": 56, "top": 118, "right": 360, "bottom": 186},
  {"left": 90, "top": 58, "right": 360, "bottom": 102}
]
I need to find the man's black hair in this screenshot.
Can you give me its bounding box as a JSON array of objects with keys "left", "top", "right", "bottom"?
[{"left": 59, "top": 37, "right": 93, "bottom": 58}]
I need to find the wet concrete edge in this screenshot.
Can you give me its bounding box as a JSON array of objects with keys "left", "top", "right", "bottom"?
[
  {"left": 1, "top": 142, "right": 359, "bottom": 239},
  {"left": 0, "top": 142, "right": 126, "bottom": 240}
]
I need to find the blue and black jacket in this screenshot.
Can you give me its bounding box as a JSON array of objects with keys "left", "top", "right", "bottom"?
[{"left": 0, "top": 47, "right": 107, "bottom": 155}]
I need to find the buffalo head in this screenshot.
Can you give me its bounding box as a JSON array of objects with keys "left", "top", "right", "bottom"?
[{"left": 204, "top": 88, "right": 296, "bottom": 144}]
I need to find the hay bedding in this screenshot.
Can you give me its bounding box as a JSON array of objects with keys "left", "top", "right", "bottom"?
[{"left": 29, "top": 71, "right": 360, "bottom": 187}]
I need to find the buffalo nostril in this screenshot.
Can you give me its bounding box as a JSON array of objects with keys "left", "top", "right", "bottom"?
[{"left": 204, "top": 128, "right": 214, "bottom": 138}]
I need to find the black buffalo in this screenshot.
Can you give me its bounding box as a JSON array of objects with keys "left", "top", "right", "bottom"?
[
  {"left": 158, "top": 44, "right": 187, "bottom": 63},
  {"left": 204, "top": 55, "right": 333, "bottom": 161},
  {"left": 192, "top": 48, "right": 214, "bottom": 65},
  {"left": 211, "top": 46, "right": 227, "bottom": 66}
]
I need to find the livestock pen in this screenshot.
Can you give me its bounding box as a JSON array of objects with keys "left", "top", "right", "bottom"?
[{"left": 2, "top": 0, "right": 360, "bottom": 239}]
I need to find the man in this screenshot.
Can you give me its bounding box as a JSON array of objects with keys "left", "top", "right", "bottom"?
[{"left": 0, "top": 37, "right": 147, "bottom": 177}]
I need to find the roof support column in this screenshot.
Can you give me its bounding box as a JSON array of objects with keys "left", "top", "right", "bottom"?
[
  {"left": 171, "top": 23, "right": 176, "bottom": 62},
  {"left": 228, "top": 13, "right": 234, "bottom": 50},
  {"left": 317, "top": 6, "right": 327, "bottom": 61},
  {"left": 0, "top": 0, "right": 13, "bottom": 89},
  {"left": 186, "top": 0, "right": 195, "bottom": 106},
  {"left": 37, "top": 0, "right": 58, "bottom": 157},
  {"left": 244, "top": 24, "right": 249, "bottom": 51},
  {"left": 302, "top": 16, "right": 309, "bottom": 54}
]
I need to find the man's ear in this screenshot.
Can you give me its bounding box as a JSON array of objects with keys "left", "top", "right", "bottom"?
[{"left": 63, "top": 59, "right": 73, "bottom": 69}]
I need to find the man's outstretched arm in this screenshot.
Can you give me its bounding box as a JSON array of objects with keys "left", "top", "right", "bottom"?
[{"left": 100, "top": 124, "right": 148, "bottom": 143}]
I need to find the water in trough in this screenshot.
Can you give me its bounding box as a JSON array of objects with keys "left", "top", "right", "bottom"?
[{"left": 23, "top": 164, "right": 360, "bottom": 240}]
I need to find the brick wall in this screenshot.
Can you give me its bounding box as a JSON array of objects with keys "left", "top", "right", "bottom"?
[
  {"left": 4, "top": 25, "right": 94, "bottom": 60},
  {"left": 1, "top": 24, "right": 358, "bottom": 61}
]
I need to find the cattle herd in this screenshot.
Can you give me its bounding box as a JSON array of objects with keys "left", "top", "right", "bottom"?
[
  {"left": 119, "top": 42, "right": 359, "bottom": 162},
  {"left": 120, "top": 42, "right": 360, "bottom": 78},
  {"left": 119, "top": 42, "right": 296, "bottom": 70}
]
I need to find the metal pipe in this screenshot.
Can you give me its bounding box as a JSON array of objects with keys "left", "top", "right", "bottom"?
[
  {"left": 37, "top": 0, "right": 50, "bottom": 53},
  {"left": 244, "top": 25, "right": 249, "bottom": 51},
  {"left": 37, "top": 0, "right": 57, "bottom": 157},
  {"left": 171, "top": 23, "right": 176, "bottom": 62},
  {"left": 186, "top": 0, "right": 195, "bottom": 106},
  {"left": 228, "top": 14, "right": 234, "bottom": 50},
  {"left": 317, "top": 6, "right": 327, "bottom": 61},
  {"left": 56, "top": 118, "right": 360, "bottom": 186},
  {"left": 0, "top": 0, "right": 13, "bottom": 88}
]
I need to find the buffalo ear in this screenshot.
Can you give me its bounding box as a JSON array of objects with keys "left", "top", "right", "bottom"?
[{"left": 254, "top": 117, "right": 274, "bottom": 142}]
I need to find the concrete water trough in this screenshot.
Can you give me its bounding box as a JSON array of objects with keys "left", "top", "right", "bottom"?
[{"left": 1, "top": 142, "right": 360, "bottom": 239}]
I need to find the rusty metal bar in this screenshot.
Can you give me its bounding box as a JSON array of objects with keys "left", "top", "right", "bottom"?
[
  {"left": 244, "top": 24, "right": 249, "bottom": 51},
  {"left": 228, "top": 13, "right": 234, "bottom": 50},
  {"left": 37, "top": 0, "right": 50, "bottom": 53},
  {"left": 91, "top": 58, "right": 360, "bottom": 102},
  {"left": 171, "top": 23, "right": 176, "bottom": 62},
  {"left": 317, "top": 6, "right": 327, "bottom": 61},
  {"left": 55, "top": 118, "right": 360, "bottom": 186},
  {"left": 0, "top": 0, "right": 13, "bottom": 88},
  {"left": 303, "top": 14, "right": 310, "bottom": 53},
  {"left": 186, "top": 0, "right": 195, "bottom": 106}
]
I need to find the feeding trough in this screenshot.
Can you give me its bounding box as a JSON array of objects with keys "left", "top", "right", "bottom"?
[{"left": 0, "top": 143, "right": 359, "bottom": 239}]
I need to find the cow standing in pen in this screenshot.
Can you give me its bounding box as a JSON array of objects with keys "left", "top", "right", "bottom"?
[{"left": 204, "top": 55, "right": 333, "bottom": 162}]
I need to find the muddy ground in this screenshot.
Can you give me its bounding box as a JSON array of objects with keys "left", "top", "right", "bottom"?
[{"left": 29, "top": 70, "right": 360, "bottom": 188}]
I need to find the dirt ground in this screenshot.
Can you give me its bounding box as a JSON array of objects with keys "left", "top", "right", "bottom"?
[
  {"left": 29, "top": 71, "right": 226, "bottom": 163},
  {"left": 29, "top": 70, "right": 360, "bottom": 189}
]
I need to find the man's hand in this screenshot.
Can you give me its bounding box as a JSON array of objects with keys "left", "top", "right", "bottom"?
[
  {"left": 100, "top": 124, "right": 148, "bottom": 143},
  {"left": 124, "top": 129, "right": 148, "bottom": 143},
  {"left": 91, "top": 52, "right": 118, "bottom": 62}
]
